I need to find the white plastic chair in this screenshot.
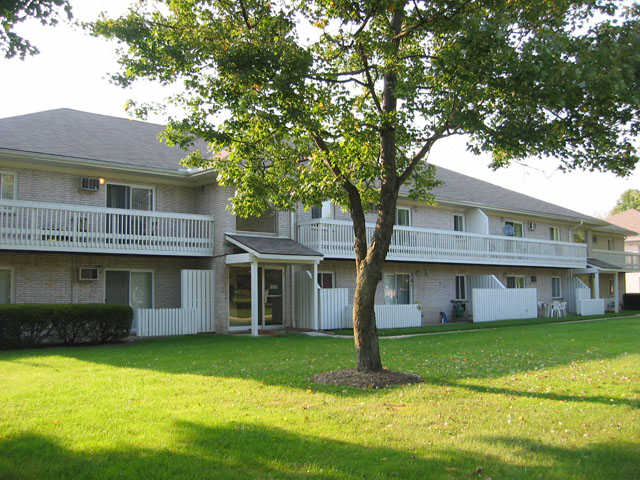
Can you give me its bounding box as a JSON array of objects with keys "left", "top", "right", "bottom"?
[{"left": 550, "top": 302, "right": 567, "bottom": 318}]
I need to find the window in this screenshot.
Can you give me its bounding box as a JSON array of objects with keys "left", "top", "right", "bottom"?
[
  {"left": 311, "top": 201, "right": 333, "bottom": 220},
  {"left": 504, "top": 221, "right": 523, "bottom": 237},
  {"left": 317, "top": 272, "right": 334, "bottom": 289},
  {"left": 551, "top": 277, "right": 562, "bottom": 298},
  {"left": 506, "top": 276, "right": 525, "bottom": 289},
  {"left": 384, "top": 273, "right": 412, "bottom": 305},
  {"left": 549, "top": 227, "right": 559, "bottom": 241},
  {"left": 453, "top": 214, "right": 465, "bottom": 232},
  {"left": 607, "top": 239, "right": 615, "bottom": 251},
  {"left": 236, "top": 208, "right": 277, "bottom": 233},
  {"left": 0, "top": 269, "right": 12, "bottom": 304},
  {"left": 396, "top": 207, "right": 411, "bottom": 226},
  {"left": 608, "top": 279, "right": 614, "bottom": 296},
  {"left": 455, "top": 275, "right": 466, "bottom": 300},
  {"left": 0, "top": 173, "right": 16, "bottom": 200},
  {"left": 107, "top": 184, "right": 153, "bottom": 211}
]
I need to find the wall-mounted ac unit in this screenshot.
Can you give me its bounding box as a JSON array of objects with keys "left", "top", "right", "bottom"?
[
  {"left": 80, "top": 177, "right": 100, "bottom": 192},
  {"left": 79, "top": 267, "right": 99, "bottom": 281},
  {"left": 528, "top": 221, "right": 536, "bottom": 231}
]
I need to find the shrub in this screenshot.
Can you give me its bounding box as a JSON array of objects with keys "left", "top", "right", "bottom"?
[
  {"left": 0, "top": 304, "right": 133, "bottom": 349},
  {"left": 622, "top": 293, "right": 640, "bottom": 310}
]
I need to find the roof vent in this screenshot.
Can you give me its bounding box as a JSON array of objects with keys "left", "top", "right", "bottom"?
[{"left": 80, "top": 177, "right": 100, "bottom": 192}]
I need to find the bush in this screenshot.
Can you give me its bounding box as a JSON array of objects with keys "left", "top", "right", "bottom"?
[
  {"left": 0, "top": 304, "right": 133, "bottom": 349},
  {"left": 623, "top": 293, "right": 640, "bottom": 310}
]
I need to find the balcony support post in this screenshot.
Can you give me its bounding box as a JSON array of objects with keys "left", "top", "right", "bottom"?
[
  {"left": 593, "top": 270, "right": 600, "bottom": 300},
  {"left": 251, "top": 260, "right": 259, "bottom": 337}
]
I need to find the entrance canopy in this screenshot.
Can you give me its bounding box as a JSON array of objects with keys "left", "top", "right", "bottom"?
[
  {"left": 225, "top": 234, "right": 323, "bottom": 264},
  {"left": 225, "top": 234, "right": 323, "bottom": 336}
]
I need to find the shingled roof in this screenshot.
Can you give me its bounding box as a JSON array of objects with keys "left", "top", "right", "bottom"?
[
  {"left": 0, "top": 108, "right": 208, "bottom": 171},
  {"left": 0, "top": 108, "right": 625, "bottom": 229}
]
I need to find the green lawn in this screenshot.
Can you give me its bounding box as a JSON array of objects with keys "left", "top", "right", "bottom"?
[
  {"left": 1, "top": 317, "right": 639, "bottom": 479},
  {"left": 333, "top": 310, "right": 640, "bottom": 336}
]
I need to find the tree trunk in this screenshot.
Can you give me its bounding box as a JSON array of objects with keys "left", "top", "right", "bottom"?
[{"left": 353, "top": 259, "right": 383, "bottom": 371}]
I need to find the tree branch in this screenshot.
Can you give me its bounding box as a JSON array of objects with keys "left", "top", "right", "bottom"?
[{"left": 357, "top": 43, "right": 383, "bottom": 114}]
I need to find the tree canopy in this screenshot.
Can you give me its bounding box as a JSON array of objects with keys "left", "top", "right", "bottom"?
[
  {"left": 611, "top": 189, "right": 640, "bottom": 214},
  {"left": 93, "top": 0, "right": 640, "bottom": 372},
  {"left": 1, "top": 0, "right": 72, "bottom": 59}
]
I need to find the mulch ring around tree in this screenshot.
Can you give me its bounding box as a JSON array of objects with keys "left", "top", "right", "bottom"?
[{"left": 311, "top": 369, "right": 424, "bottom": 389}]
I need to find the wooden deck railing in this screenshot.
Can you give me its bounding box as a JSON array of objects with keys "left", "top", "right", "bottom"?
[
  {"left": 0, "top": 199, "right": 214, "bottom": 256},
  {"left": 298, "top": 219, "right": 587, "bottom": 268}
]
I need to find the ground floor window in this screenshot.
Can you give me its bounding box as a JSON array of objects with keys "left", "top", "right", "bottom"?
[
  {"left": 105, "top": 270, "right": 153, "bottom": 308},
  {"left": 0, "top": 269, "right": 12, "bottom": 303},
  {"left": 455, "top": 275, "right": 466, "bottom": 300},
  {"left": 608, "top": 279, "right": 615, "bottom": 296},
  {"left": 317, "top": 271, "right": 334, "bottom": 289},
  {"left": 384, "top": 273, "right": 412, "bottom": 305},
  {"left": 551, "top": 276, "right": 562, "bottom": 298},
  {"left": 506, "top": 275, "right": 525, "bottom": 289}
]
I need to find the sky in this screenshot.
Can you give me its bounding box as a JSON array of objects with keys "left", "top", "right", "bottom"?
[{"left": 1, "top": 0, "right": 638, "bottom": 219}]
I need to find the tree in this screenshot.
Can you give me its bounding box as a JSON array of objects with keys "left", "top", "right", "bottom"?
[
  {"left": 1, "top": 0, "right": 72, "bottom": 59},
  {"left": 93, "top": 0, "right": 640, "bottom": 372},
  {"left": 611, "top": 189, "right": 640, "bottom": 215}
]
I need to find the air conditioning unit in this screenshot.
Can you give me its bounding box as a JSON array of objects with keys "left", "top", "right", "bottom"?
[
  {"left": 528, "top": 221, "right": 536, "bottom": 231},
  {"left": 80, "top": 177, "right": 100, "bottom": 191},
  {"left": 78, "top": 267, "right": 99, "bottom": 281}
]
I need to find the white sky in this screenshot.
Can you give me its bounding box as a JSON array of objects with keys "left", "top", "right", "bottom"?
[{"left": 1, "top": 0, "right": 638, "bottom": 218}]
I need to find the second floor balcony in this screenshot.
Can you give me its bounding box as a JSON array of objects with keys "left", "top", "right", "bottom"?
[
  {"left": 0, "top": 200, "right": 214, "bottom": 257},
  {"left": 298, "top": 219, "right": 587, "bottom": 269},
  {"left": 590, "top": 248, "right": 640, "bottom": 271}
]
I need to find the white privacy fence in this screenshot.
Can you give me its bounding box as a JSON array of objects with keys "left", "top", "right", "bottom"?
[
  {"left": 294, "top": 269, "right": 422, "bottom": 330},
  {"left": 572, "top": 277, "right": 591, "bottom": 314},
  {"left": 0, "top": 199, "right": 214, "bottom": 256},
  {"left": 134, "top": 269, "right": 215, "bottom": 337},
  {"left": 135, "top": 308, "right": 202, "bottom": 337},
  {"left": 298, "top": 219, "right": 587, "bottom": 268},
  {"left": 472, "top": 288, "right": 537, "bottom": 322},
  {"left": 577, "top": 298, "right": 605, "bottom": 316}
]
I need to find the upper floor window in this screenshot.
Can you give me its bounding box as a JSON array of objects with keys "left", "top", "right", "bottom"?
[
  {"left": 107, "top": 184, "right": 153, "bottom": 211},
  {"left": 312, "top": 201, "right": 333, "bottom": 220},
  {"left": 455, "top": 275, "right": 467, "bottom": 300},
  {"left": 607, "top": 238, "right": 615, "bottom": 251},
  {"left": 504, "top": 221, "right": 523, "bottom": 237},
  {"left": 236, "top": 208, "right": 277, "bottom": 234},
  {"left": 549, "top": 227, "right": 559, "bottom": 241},
  {"left": 395, "top": 207, "right": 411, "bottom": 226},
  {"left": 0, "top": 172, "right": 16, "bottom": 200},
  {"left": 317, "top": 272, "right": 334, "bottom": 289},
  {"left": 384, "top": 273, "right": 412, "bottom": 305},
  {"left": 551, "top": 277, "right": 562, "bottom": 298},
  {"left": 453, "top": 214, "right": 465, "bottom": 232},
  {"left": 506, "top": 275, "right": 525, "bottom": 289}
]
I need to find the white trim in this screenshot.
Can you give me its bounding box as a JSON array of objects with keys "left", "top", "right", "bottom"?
[
  {"left": 0, "top": 266, "right": 15, "bottom": 304},
  {"left": 104, "top": 268, "right": 155, "bottom": 308}
]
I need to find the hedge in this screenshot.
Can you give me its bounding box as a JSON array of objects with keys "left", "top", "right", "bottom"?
[{"left": 0, "top": 304, "right": 133, "bottom": 349}]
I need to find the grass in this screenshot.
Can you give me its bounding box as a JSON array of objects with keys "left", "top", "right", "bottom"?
[
  {"left": 0, "top": 317, "right": 639, "bottom": 479},
  {"left": 332, "top": 310, "right": 640, "bottom": 336}
]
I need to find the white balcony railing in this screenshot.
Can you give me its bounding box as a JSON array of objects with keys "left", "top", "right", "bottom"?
[
  {"left": 591, "top": 249, "right": 640, "bottom": 271},
  {"left": 298, "top": 219, "right": 587, "bottom": 268},
  {"left": 0, "top": 199, "right": 214, "bottom": 256}
]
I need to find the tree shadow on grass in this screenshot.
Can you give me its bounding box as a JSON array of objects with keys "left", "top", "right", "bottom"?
[
  {"left": 0, "top": 421, "right": 638, "bottom": 480},
  {"left": 1, "top": 318, "right": 638, "bottom": 401}
]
